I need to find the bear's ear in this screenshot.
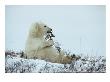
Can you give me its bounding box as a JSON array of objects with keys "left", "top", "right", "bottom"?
[
  {"left": 35, "top": 22, "right": 39, "bottom": 32},
  {"left": 35, "top": 22, "right": 44, "bottom": 37},
  {"left": 31, "top": 22, "right": 39, "bottom": 31}
]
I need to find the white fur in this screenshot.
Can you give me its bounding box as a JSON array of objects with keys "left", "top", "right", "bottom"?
[{"left": 24, "top": 22, "right": 73, "bottom": 64}]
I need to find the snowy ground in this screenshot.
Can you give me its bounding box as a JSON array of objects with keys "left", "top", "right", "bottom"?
[{"left": 5, "top": 51, "right": 106, "bottom": 73}]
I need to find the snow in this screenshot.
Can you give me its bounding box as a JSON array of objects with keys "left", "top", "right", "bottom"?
[
  {"left": 5, "top": 55, "right": 64, "bottom": 73},
  {"left": 5, "top": 53, "right": 106, "bottom": 73}
]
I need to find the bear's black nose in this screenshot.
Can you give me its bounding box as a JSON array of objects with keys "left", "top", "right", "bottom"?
[{"left": 50, "top": 28, "right": 52, "bottom": 31}]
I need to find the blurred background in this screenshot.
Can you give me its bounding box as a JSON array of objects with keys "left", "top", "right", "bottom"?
[{"left": 5, "top": 5, "right": 106, "bottom": 56}]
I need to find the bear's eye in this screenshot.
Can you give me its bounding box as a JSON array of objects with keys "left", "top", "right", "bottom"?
[{"left": 44, "top": 25, "right": 47, "bottom": 27}]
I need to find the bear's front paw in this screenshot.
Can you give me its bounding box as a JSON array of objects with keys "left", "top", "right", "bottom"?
[{"left": 48, "top": 40, "right": 54, "bottom": 46}]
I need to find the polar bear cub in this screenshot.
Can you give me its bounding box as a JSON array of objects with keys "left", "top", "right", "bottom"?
[{"left": 24, "top": 22, "right": 74, "bottom": 64}]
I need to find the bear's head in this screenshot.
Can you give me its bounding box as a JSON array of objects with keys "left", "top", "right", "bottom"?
[{"left": 29, "top": 22, "right": 52, "bottom": 38}]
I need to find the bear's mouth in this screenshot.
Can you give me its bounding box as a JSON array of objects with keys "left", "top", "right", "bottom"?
[{"left": 47, "top": 30, "right": 52, "bottom": 33}]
